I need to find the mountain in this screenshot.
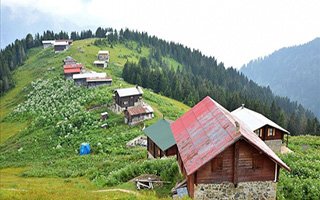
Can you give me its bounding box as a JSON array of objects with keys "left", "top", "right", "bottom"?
[
  {"left": 0, "top": 37, "right": 319, "bottom": 199},
  {"left": 241, "top": 38, "right": 320, "bottom": 118}
]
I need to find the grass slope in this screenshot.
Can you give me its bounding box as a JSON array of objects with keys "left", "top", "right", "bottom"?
[
  {"left": 0, "top": 38, "right": 189, "bottom": 199},
  {"left": 0, "top": 38, "right": 319, "bottom": 200}
]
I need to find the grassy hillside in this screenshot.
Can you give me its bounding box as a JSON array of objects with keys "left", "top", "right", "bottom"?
[
  {"left": 0, "top": 39, "right": 189, "bottom": 199},
  {"left": 0, "top": 38, "right": 319, "bottom": 200}
]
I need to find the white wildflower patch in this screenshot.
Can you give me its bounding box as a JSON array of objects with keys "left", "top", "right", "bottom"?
[{"left": 10, "top": 78, "right": 100, "bottom": 136}]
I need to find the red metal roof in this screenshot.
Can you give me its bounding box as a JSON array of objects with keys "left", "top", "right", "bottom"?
[
  {"left": 171, "top": 96, "right": 290, "bottom": 176},
  {"left": 64, "top": 68, "right": 81, "bottom": 74},
  {"left": 63, "top": 64, "right": 83, "bottom": 69}
]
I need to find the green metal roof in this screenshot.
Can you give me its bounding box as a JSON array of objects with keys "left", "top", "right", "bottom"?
[{"left": 143, "top": 119, "right": 176, "bottom": 151}]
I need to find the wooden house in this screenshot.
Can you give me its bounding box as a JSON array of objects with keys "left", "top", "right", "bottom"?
[
  {"left": 54, "top": 41, "right": 70, "bottom": 53},
  {"left": 64, "top": 67, "right": 81, "bottom": 79},
  {"left": 143, "top": 119, "right": 177, "bottom": 159},
  {"left": 171, "top": 96, "right": 290, "bottom": 199},
  {"left": 86, "top": 77, "right": 112, "bottom": 88},
  {"left": 42, "top": 40, "right": 55, "bottom": 48},
  {"left": 93, "top": 60, "right": 107, "bottom": 68},
  {"left": 97, "top": 50, "right": 109, "bottom": 61},
  {"left": 114, "top": 86, "right": 143, "bottom": 112},
  {"left": 63, "top": 64, "right": 83, "bottom": 79},
  {"left": 73, "top": 72, "right": 107, "bottom": 86},
  {"left": 124, "top": 104, "right": 154, "bottom": 125},
  {"left": 231, "top": 105, "right": 290, "bottom": 153}
]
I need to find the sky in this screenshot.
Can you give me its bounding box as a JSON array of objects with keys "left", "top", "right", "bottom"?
[{"left": 1, "top": 0, "right": 320, "bottom": 68}]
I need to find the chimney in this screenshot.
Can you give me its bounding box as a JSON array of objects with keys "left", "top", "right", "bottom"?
[{"left": 241, "top": 104, "right": 245, "bottom": 109}]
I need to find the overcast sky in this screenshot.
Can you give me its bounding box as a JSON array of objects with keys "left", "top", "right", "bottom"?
[{"left": 2, "top": 0, "right": 320, "bottom": 68}]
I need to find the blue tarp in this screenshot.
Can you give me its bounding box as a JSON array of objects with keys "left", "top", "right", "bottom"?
[{"left": 80, "top": 143, "right": 90, "bottom": 155}]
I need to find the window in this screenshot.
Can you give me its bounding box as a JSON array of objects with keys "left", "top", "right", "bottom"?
[
  {"left": 254, "top": 129, "right": 263, "bottom": 138},
  {"left": 268, "top": 128, "right": 275, "bottom": 136},
  {"left": 123, "top": 101, "right": 128, "bottom": 105}
]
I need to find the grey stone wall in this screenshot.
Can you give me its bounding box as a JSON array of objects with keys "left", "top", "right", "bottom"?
[
  {"left": 194, "top": 181, "right": 276, "bottom": 200},
  {"left": 264, "top": 140, "right": 282, "bottom": 153}
]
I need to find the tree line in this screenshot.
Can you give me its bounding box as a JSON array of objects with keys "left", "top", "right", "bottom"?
[
  {"left": 123, "top": 58, "right": 320, "bottom": 135},
  {"left": 1, "top": 27, "right": 319, "bottom": 135}
]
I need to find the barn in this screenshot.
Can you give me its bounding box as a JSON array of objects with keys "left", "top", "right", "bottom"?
[
  {"left": 143, "top": 119, "right": 177, "bottom": 159},
  {"left": 231, "top": 105, "right": 290, "bottom": 153},
  {"left": 171, "top": 96, "right": 290, "bottom": 199}
]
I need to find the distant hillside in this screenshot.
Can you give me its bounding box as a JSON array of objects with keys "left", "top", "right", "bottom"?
[{"left": 241, "top": 38, "right": 320, "bottom": 118}]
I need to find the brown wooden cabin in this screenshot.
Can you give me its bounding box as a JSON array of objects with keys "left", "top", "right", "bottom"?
[
  {"left": 232, "top": 105, "right": 290, "bottom": 152},
  {"left": 86, "top": 77, "right": 112, "bottom": 88},
  {"left": 171, "top": 96, "right": 291, "bottom": 199},
  {"left": 124, "top": 104, "right": 154, "bottom": 125},
  {"left": 114, "top": 86, "right": 143, "bottom": 112},
  {"left": 98, "top": 50, "right": 109, "bottom": 61},
  {"left": 143, "top": 119, "right": 177, "bottom": 158}
]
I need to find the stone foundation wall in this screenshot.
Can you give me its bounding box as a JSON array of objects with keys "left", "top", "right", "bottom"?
[
  {"left": 194, "top": 181, "right": 276, "bottom": 200},
  {"left": 264, "top": 140, "right": 282, "bottom": 153}
]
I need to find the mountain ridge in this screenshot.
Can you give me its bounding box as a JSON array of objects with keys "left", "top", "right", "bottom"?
[{"left": 241, "top": 37, "right": 320, "bottom": 118}]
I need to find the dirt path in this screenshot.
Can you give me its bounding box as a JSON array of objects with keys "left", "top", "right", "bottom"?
[{"left": 92, "top": 188, "right": 139, "bottom": 196}]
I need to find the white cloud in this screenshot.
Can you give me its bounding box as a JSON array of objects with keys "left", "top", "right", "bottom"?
[{"left": 2, "top": 0, "right": 320, "bottom": 68}]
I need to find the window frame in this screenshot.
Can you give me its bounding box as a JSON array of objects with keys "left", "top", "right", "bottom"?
[{"left": 268, "top": 127, "right": 275, "bottom": 136}]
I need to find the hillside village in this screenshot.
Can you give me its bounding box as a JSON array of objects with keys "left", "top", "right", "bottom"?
[
  {"left": 40, "top": 39, "right": 295, "bottom": 199},
  {"left": 0, "top": 35, "right": 319, "bottom": 200}
]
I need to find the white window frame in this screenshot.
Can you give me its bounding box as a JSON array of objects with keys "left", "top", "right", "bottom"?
[{"left": 268, "top": 128, "right": 275, "bottom": 136}]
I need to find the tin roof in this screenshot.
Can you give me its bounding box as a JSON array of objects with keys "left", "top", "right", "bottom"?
[
  {"left": 42, "top": 40, "right": 55, "bottom": 44},
  {"left": 73, "top": 72, "right": 106, "bottom": 79},
  {"left": 64, "top": 68, "right": 81, "bottom": 74},
  {"left": 98, "top": 50, "right": 109, "bottom": 54},
  {"left": 115, "top": 87, "right": 143, "bottom": 97},
  {"left": 144, "top": 119, "right": 176, "bottom": 151},
  {"left": 86, "top": 77, "right": 112, "bottom": 82},
  {"left": 231, "top": 107, "right": 290, "bottom": 134},
  {"left": 93, "top": 60, "right": 106, "bottom": 64},
  {"left": 171, "top": 96, "right": 290, "bottom": 176},
  {"left": 127, "top": 105, "right": 153, "bottom": 116},
  {"left": 54, "top": 41, "right": 69, "bottom": 46}
]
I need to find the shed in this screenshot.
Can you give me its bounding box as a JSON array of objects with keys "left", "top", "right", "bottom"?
[
  {"left": 231, "top": 105, "right": 290, "bottom": 152},
  {"left": 124, "top": 104, "right": 154, "bottom": 125},
  {"left": 143, "top": 119, "right": 177, "bottom": 158},
  {"left": 171, "top": 96, "right": 290, "bottom": 199}
]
